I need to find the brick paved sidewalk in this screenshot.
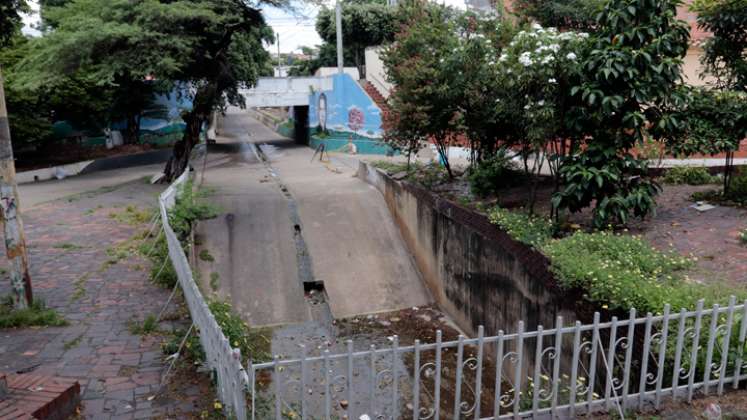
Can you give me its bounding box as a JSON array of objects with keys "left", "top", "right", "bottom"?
[{"left": 0, "top": 180, "right": 209, "bottom": 419}]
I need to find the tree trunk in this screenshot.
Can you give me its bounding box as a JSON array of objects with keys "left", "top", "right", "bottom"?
[
  {"left": 163, "top": 109, "right": 204, "bottom": 182},
  {"left": 123, "top": 112, "right": 140, "bottom": 145}
]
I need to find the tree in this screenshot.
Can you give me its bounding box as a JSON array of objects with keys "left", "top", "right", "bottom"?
[
  {"left": 512, "top": 0, "right": 604, "bottom": 30},
  {"left": 0, "top": 0, "right": 28, "bottom": 47},
  {"left": 553, "top": 0, "right": 690, "bottom": 228},
  {"left": 381, "top": 3, "right": 463, "bottom": 177},
  {"left": 315, "top": 0, "right": 400, "bottom": 77},
  {"left": 693, "top": 0, "right": 747, "bottom": 92},
  {"left": 18, "top": 0, "right": 277, "bottom": 181},
  {"left": 494, "top": 24, "right": 588, "bottom": 212}
]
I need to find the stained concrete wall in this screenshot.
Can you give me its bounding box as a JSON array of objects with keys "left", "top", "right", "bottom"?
[{"left": 358, "top": 162, "right": 577, "bottom": 338}]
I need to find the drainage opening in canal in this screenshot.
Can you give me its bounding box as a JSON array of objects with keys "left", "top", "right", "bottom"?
[{"left": 303, "top": 281, "right": 327, "bottom": 305}]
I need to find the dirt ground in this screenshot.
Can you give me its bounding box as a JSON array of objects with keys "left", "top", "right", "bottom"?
[{"left": 590, "top": 388, "right": 747, "bottom": 419}]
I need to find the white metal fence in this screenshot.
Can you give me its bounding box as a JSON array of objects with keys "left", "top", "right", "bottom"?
[
  {"left": 248, "top": 297, "right": 747, "bottom": 419},
  {"left": 159, "top": 171, "right": 249, "bottom": 418}
]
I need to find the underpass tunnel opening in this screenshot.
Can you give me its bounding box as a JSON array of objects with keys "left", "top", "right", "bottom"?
[{"left": 293, "top": 106, "right": 309, "bottom": 145}]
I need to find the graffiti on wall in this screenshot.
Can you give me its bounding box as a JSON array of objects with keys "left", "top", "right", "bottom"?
[{"left": 308, "top": 73, "right": 383, "bottom": 139}]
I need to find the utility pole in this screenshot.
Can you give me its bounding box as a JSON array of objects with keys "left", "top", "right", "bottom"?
[
  {"left": 0, "top": 69, "right": 32, "bottom": 310},
  {"left": 335, "top": 1, "right": 343, "bottom": 74},
  {"left": 276, "top": 32, "right": 281, "bottom": 77}
]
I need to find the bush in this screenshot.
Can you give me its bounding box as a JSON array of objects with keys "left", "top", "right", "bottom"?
[
  {"left": 488, "top": 207, "right": 554, "bottom": 247},
  {"left": 662, "top": 166, "right": 718, "bottom": 185},
  {"left": 468, "top": 150, "right": 517, "bottom": 197},
  {"left": 725, "top": 170, "right": 747, "bottom": 204},
  {"left": 541, "top": 231, "right": 741, "bottom": 313}
]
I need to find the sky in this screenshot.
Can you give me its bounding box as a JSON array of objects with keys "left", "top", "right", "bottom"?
[{"left": 22, "top": 0, "right": 468, "bottom": 54}]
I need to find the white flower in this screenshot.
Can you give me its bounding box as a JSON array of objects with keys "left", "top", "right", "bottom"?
[
  {"left": 580, "top": 32, "right": 589, "bottom": 38},
  {"left": 548, "top": 78, "right": 557, "bottom": 83},
  {"left": 531, "top": 23, "right": 542, "bottom": 30},
  {"left": 549, "top": 44, "right": 560, "bottom": 52},
  {"left": 499, "top": 54, "right": 507, "bottom": 62},
  {"left": 524, "top": 104, "right": 531, "bottom": 110},
  {"left": 538, "top": 100, "right": 545, "bottom": 106},
  {"left": 566, "top": 52, "right": 577, "bottom": 60}
]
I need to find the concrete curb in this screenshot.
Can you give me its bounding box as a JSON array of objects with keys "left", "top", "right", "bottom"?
[{"left": 18, "top": 148, "right": 172, "bottom": 184}]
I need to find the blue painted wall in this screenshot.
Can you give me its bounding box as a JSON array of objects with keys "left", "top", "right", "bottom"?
[{"left": 307, "top": 73, "right": 396, "bottom": 155}]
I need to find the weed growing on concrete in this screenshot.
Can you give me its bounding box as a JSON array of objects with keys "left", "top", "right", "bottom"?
[
  {"left": 70, "top": 273, "right": 90, "bottom": 302},
  {"left": 0, "top": 297, "right": 67, "bottom": 328},
  {"left": 740, "top": 228, "right": 747, "bottom": 245},
  {"left": 129, "top": 314, "right": 160, "bottom": 335},
  {"left": 199, "top": 249, "right": 214, "bottom": 262},
  {"left": 109, "top": 205, "right": 154, "bottom": 226},
  {"left": 63, "top": 334, "right": 84, "bottom": 350},
  {"left": 53, "top": 242, "right": 85, "bottom": 251},
  {"left": 209, "top": 272, "right": 220, "bottom": 291}
]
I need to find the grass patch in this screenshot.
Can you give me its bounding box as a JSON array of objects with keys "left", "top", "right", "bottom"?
[
  {"left": 53, "top": 242, "right": 85, "bottom": 251},
  {"left": 63, "top": 334, "right": 84, "bottom": 350},
  {"left": 209, "top": 272, "right": 220, "bottom": 291},
  {"left": 0, "top": 298, "right": 67, "bottom": 328},
  {"left": 70, "top": 273, "right": 90, "bottom": 302},
  {"left": 199, "top": 249, "right": 214, "bottom": 262},
  {"left": 128, "top": 314, "right": 160, "bottom": 335},
  {"left": 541, "top": 231, "right": 742, "bottom": 313},
  {"left": 661, "top": 166, "right": 719, "bottom": 185},
  {"left": 488, "top": 207, "right": 555, "bottom": 247},
  {"left": 109, "top": 205, "right": 154, "bottom": 226}
]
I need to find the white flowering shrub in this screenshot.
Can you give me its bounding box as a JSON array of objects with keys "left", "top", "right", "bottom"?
[{"left": 496, "top": 24, "right": 588, "bottom": 145}]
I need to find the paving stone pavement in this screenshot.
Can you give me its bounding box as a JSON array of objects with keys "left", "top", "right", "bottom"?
[{"left": 0, "top": 180, "right": 209, "bottom": 419}]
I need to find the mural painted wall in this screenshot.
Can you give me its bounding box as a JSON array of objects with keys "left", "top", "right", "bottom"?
[{"left": 308, "top": 73, "right": 394, "bottom": 155}]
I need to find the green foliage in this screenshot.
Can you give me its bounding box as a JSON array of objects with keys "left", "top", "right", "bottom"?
[
  {"left": 0, "top": 298, "right": 68, "bottom": 328},
  {"left": 210, "top": 272, "right": 220, "bottom": 291},
  {"left": 488, "top": 207, "right": 555, "bottom": 247},
  {"left": 315, "top": 0, "right": 400, "bottom": 77},
  {"left": 109, "top": 205, "right": 154, "bottom": 226},
  {"left": 169, "top": 181, "right": 220, "bottom": 241},
  {"left": 0, "top": 0, "right": 27, "bottom": 46},
  {"left": 141, "top": 233, "right": 178, "bottom": 288},
  {"left": 725, "top": 170, "right": 747, "bottom": 203},
  {"left": 554, "top": 152, "right": 661, "bottom": 228},
  {"left": 541, "top": 231, "right": 740, "bottom": 313},
  {"left": 740, "top": 228, "right": 747, "bottom": 245},
  {"left": 370, "top": 160, "right": 449, "bottom": 188},
  {"left": 693, "top": 0, "right": 747, "bottom": 91},
  {"left": 662, "top": 166, "right": 719, "bottom": 186},
  {"left": 468, "top": 150, "right": 517, "bottom": 197},
  {"left": 199, "top": 249, "right": 215, "bottom": 262},
  {"left": 512, "top": 0, "right": 605, "bottom": 30},
  {"left": 208, "top": 300, "right": 272, "bottom": 363},
  {"left": 554, "top": 0, "right": 690, "bottom": 227},
  {"left": 129, "top": 314, "right": 159, "bottom": 335}
]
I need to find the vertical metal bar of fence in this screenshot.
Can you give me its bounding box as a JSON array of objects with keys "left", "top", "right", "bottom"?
[
  {"left": 621, "top": 309, "right": 635, "bottom": 410},
  {"left": 301, "top": 344, "right": 308, "bottom": 420},
  {"left": 733, "top": 301, "right": 747, "bottom": 390},
  {"left": 512, "top": 321, "right": 525, "bottom": 419},
  {"left": 531, "top": 326, "right": 543, "bottom": 413},
  {"left": 704, "top": 303, "right": 721, "bottom": 395},
  {"left": 435, "top": 330, "right": 443, "bottom": 420},
  {"left": 324, "top": 349, "right": 332, "bottom": 419},
  {"left": 370, "top": 344, "right": 377, "bottom": 417},
  {"left": 569, "top": 321, "right": 582, "bottom": 418},
  {"left": 671, "top": 308, "right": 687, "bottom": 401},
  {"left": 604, "top": 317, "right": 618, "bottom": 409},
  {"left": 550, "top": 317, "right": 562, "bottom": 416},
  {"left": 347, "top": 340, "right": 354, "bottom": 419},
  {"left": 392, "top": 335, "right": 400, "bottom": 420},
  {"left": 586, "top": 313, "right": 600, "bottom": 412},
  {"left": 654, "top": 304, "right": 671, "bottom": 409},
  {"left": 474, "top": 326, "right": 484, "bottom": 420},
  {"left": 413, "top": 340, "right": 421, "bottom": 420},
  {"left": 493, "top": 331, "right": 504, "bottom": 419},
  {"left": 454, "top": 335, "right": 465, "bottom": 420},
  {"left": 638, "top": 312, "right": 653, "bottom": 410},
  {"left": 687, "top": 300, "right": 704, "bottom": 402},
  {"left": 250, "top": 362, "right": 256, "bottom": 420},
  {"left": 274, "top": 355, "right": 282, "bottom": 420},
  {"left": 718, "top": 296, "right": 737, "bottom": 395}
]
